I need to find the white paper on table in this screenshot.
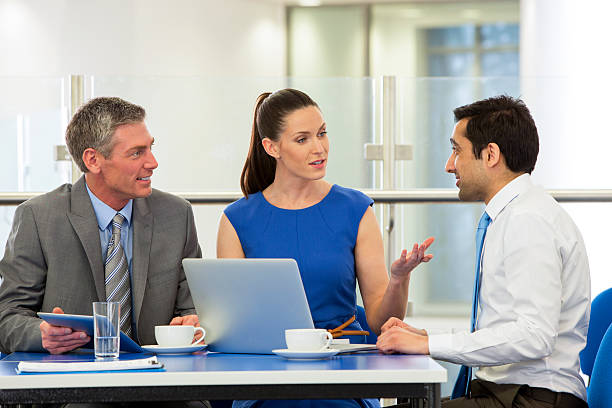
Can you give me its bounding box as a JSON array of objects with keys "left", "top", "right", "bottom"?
[{"left": 16, "top": 356, "right": 163, "bottom": 373}]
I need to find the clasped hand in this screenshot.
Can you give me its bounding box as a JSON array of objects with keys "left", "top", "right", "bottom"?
[{"left": 376, "top": 317, "right": 429, "bottom": 355}]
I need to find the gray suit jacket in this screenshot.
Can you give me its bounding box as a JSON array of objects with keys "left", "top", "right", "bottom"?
[{"left": 0, "top": 176, "right": 202, "bottom": 353}]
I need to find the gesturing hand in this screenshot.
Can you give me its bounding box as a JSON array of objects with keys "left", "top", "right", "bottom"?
[{"left": 390, "top": 237, "right": 435, "bottom": 279}]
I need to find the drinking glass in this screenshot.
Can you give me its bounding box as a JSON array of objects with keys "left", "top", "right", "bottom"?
[{"left": 93, "top": 301, "right": 120, "bottom": 359}]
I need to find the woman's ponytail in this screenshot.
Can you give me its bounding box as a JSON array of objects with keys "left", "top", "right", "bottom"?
[
  {"left": 239, "top": 89, "right": 319, "bottom": 197},
  {"left": 240, "top": 93, "right": 276, "bottom": 197}
]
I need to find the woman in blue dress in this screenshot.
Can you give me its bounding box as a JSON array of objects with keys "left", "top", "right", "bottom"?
[{"left": 217, "top": 89, "right": 434, "bottom": 408}]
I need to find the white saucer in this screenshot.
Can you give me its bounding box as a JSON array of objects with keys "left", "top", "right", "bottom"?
[
  {"left": 272, "top": 348, "right": 340, "bottom": 360},
  {"left": 141, "top": 344, "right": 207, "bottom": 354}
]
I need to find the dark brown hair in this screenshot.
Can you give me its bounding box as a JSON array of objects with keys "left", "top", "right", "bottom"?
[
  {"left": 240, "top": 89, "right": 319, "bottom": 197},
  {"left": 454, "top": 95, "right": 539, "bottom": 174}
]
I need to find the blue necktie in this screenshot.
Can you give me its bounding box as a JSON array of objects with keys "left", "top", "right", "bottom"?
[{"left": 451, "top": 211, "right": 491, "bottom": 399}]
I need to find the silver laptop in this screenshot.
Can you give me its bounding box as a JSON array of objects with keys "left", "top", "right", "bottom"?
[
  {"left": 183, "top": 258, "right": 377, "bottom": 355},
  {"left": 183, "top": 258, "right": 315, "bottom": 354}
]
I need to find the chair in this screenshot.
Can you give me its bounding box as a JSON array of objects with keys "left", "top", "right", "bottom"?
[
  {"left": 588, "top": 324, "right": 612, "bottom": 407},
  {"left": 210, "top": 401, "right": 232, "bottom": 408},
  {"left": 356, "top": 305, "right": 378, "bottom": 344},
  {"left": 580, "top": 288, "right": 612, "bottom": 379}
]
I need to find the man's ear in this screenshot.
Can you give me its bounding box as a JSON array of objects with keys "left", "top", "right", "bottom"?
[
  {"left": 484, "top": 143, "right": 502, "bottom": 168},
  {"left": 82, "top": 148, "right": 102, "bottom": 174},
  {"left": 261, "top": 138, "right": 280, "bottom": 159}
]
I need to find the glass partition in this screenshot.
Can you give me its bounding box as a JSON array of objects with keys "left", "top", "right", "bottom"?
[
  {"left": 0, "top": 207, "right": 16, "bottom": 258},
  {"left": 90, "top": 76, "right": 378, "bottom": 192},
  {"left": 0, "top": 77, "right": 70, "bottom": 259},
  {"left": 286, "top": 77, "right": 379, "bottom": 189},
  {"left": 90, "top": 76, "right": 286, "bottom": 192},
  {"left": 0, "top": 77, "right": 70, "bottom": 192},
  {"left": 89, "top": 76, "right": 379, "bottom": 257},
  {"left": 0, "top": 75, "right": 610, "bottom": 302},
  {"left": 394, "top": 76, "right": 519, "bottom": 316}
]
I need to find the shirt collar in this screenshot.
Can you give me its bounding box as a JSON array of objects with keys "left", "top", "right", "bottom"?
[
  {"left": 485, "top": 173, "right": 532, "bottom": 221},
  {"left": 85, "top": 182, "right": 133, "bottom": 231}
]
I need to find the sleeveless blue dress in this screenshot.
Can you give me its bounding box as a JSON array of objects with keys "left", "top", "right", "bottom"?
[{"left": 224, "top": 184, "right": 380, "bottom": 408}]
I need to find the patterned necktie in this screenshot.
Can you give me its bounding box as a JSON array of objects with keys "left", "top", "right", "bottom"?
[
  {"left": 105, "top": 213, "right": 133, "bottom": 337},
  {"left": 452, "top": 211, "right": 492, "bottom": 399}
]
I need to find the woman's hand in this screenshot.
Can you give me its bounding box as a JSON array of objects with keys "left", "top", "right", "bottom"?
[
  {"left": 381, "top": 317, "right": 427, "bottom": 336},
  {"left": 390, "top": 237, "right": 434, "bottom": 280}
]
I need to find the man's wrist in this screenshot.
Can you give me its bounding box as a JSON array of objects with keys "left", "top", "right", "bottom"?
[{"left": 420, "top": 334, "right": 430, "bottom": 354}]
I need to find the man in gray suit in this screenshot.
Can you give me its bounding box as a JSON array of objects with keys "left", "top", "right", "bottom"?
[{"left": 0, "top": 97, "right": 201, "bottom": 355}]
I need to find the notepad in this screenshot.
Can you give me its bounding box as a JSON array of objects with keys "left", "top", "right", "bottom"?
[{"left": 16, "top": 356, "right": 163, "bottom": 373}]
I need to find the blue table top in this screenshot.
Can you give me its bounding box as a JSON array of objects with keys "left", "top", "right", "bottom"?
[
  {"left": 0, "top": 350, "right": 447, "bottom": 389},
  {"left": 2, "top": 349, "right": 436, "bottom": 371}
]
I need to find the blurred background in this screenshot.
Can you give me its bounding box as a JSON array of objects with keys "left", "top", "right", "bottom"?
[{"left": 1, "top": 0, "right": 610, "bottom": 396}]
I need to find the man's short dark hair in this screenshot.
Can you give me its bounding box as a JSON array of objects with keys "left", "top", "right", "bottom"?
[{"left": 453, "top": 95, "right": 539, "bottom": 174}]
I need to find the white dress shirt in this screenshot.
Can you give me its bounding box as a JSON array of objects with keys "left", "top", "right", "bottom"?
[{"left": 429, "top": 174, "right": 591, "bottom": 401}]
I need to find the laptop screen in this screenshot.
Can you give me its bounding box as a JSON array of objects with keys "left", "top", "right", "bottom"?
[{"left": 183, "top": 258, "right": 315, "bottom": 354}]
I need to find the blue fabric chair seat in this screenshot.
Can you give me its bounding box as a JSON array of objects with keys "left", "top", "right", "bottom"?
[
  {"left": 588, "top": 324, "right": 612, "bottom": 407},
  {"left": 356, "top": 305, "right": 378, "bottom": 344},
  {"left": 580, "top": 287, "right": 612, "bottom": 380}
]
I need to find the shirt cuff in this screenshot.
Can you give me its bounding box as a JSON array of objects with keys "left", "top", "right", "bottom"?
[{"left": 428, "top": 333, "right": 455, "bottom": 360}]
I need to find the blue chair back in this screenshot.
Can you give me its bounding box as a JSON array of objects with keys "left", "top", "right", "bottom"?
[
  {"left": 588, "top": 324, "right": 612, "bottom": 407},
  {"left": 356, "top": 305, "right": 378, "bottom": 344},
  {"left": 580, "top": 288, "right": 612, "bottom": 377}
]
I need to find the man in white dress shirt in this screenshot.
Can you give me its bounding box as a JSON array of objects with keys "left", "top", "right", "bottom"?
[{"left": 377, "top": 95, "right": 590, "bottom": 407}]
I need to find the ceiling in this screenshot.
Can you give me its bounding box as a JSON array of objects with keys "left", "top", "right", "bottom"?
[{"left": 247, "top": 0, "right": 514, "bottom": 6}]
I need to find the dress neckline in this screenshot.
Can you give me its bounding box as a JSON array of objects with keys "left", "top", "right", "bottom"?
[{"left": 259, "top": 184, "right": 337, "bottom": 211}]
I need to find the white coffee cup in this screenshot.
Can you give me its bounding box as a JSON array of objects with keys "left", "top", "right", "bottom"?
[
  {"left": 285, "top": 329, "right": 333, "bottom": 351},
  {"left": 155, "top": 325, "right": 206, "bottom": 347}
]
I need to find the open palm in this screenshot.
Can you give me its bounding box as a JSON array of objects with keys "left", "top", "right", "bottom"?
[{"left": 390, "top": 237, "right": 435, "bottom": 279}]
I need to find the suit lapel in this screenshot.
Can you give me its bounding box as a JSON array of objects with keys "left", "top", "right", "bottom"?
[
  {"left": 132, "top": 197, "right": 152, "bottom": 333},
  {"left": 67, "top": 176, "right": 105, "bottom": 302}
]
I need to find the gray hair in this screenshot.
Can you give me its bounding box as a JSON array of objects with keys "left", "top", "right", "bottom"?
[{"left": 65, "top": 97, "right": 146, "bottom": 172}]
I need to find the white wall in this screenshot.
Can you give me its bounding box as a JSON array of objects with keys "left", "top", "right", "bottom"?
[
  {"left": 521, "top": 0, "right": 612, "bottom": 298},
  {"left": 0, "top": 0, "right": 286, "bottom": 76},
  {"left": 289, "top": 6, "right": 367, "bottom": 76}
]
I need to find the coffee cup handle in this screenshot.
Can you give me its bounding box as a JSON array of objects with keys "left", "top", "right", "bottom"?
[
  {"left": 191, "top": 327, "right": 206, "bottom": 345},
  {"left": 322, "top": 331, "right": 333, "bottom": 349}
]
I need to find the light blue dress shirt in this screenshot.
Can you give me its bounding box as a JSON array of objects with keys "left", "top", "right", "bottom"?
[
  {"left": 85, "top": 183, "right": 133, "bottom": 268},
  {"left": 85, "top": 183, "right": 136, "bottom": 334}
]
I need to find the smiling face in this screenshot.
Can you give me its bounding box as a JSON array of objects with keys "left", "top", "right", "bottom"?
[
  {"left": 445, "top": 118, "right": 489, "bottom": 202},
  {"left": 266, "top": 106, "right": 329, "bottom": 182},
  {"left": 85, "top": 121, "right": 158, "bottom": 210}
]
